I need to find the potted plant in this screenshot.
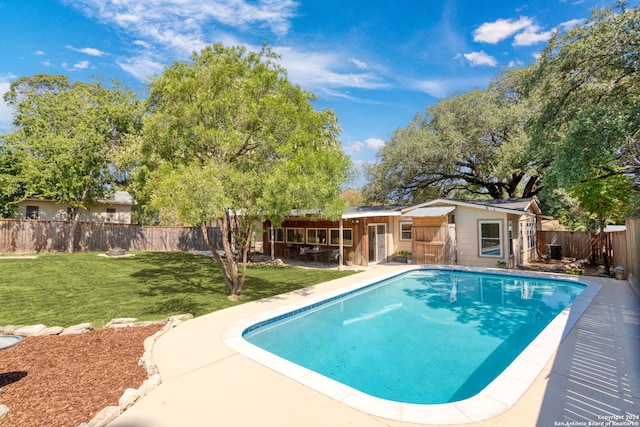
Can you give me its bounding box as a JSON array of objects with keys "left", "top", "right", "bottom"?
[
  {"left": 393, "top": 250, "right": 411, "bottom": 263},
  {"left": 346, "top": 250, "right": 355, "bottom": 266},
  {"left": 497, "top": 260, "right": 507, "bottom": 269}
]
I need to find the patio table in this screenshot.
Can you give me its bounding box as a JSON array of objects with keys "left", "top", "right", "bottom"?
[{"left": 305, "top": 248, "right": 331, "bottom": 264}]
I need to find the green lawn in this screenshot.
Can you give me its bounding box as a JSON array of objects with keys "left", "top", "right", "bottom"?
[{"left": 0, "top": 252, "right": 358, "bottom": 328}]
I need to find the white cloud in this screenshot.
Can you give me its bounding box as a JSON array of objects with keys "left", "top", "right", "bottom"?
[
  {"left": 507, "top": 59, "right": 524, "bottom": 68},
  {"left": 351, "top": 58, "right": 368, "bottom": 69},
  {"left": 74, "top": 60, "right": 90, "bottom": 69},
  {"left": 348, "top": 138, "right": 384, "bottom": 155},
  {"left": 64, "top": 0, "right": 300, "bottom": 81},
  {"left": 365, "top": 137, "right": 385, "bottom": 150},
  {"left": 408, "top": 74, "right": 495, "bottom": 99},
  {"left": 66, "top": 0, "right": 299, "bottom": 49},
  {"left": 409, "top": 79, "right": 451, "bottom": 98},
  {"left": 462, "top": 51, "right": 498, "bottom": 67},
  {"left": 275, "top": 47, "right": 387, "bottom": 95},
  {"left": 473, "top": 17, "right": 533, "bottom": 44},
  {"left": 62, "top": 60, "right": 92, "bottom": 70},
  {"left": 0, "top": 74, "right": 17, "bottom": 133},
  {"left": 117, "top": 56, "right": 165, "bottom": 81},
  {"left": 114, "top": 13, "right": 140, "bottom": 25},
  {"left": 560, "top": 18, "right": 584, "bottom": 31},
  {"left": 35, "top": 50, "right": 45, "bottom": 56},
  {"left": 65, "top": 1, "right": 385, "bottom": 96},
  {"left": 513, "top": 25, "right": 553, "bottom": 46},
  {"left": 66, "top": 45, "right": 108, "bottom": 56},
  {"left": 351, "top": 141, "right": 364, "bottom": 153},
  {"left": 133, "top": 40, "right": 151, "bottom": 49}
]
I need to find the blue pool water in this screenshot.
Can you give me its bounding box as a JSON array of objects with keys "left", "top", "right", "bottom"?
[{"left": 243, "top": 269, "right": 585, "bottom": 404}]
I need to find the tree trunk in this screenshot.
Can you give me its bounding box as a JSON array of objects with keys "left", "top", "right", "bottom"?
[
  {"left": 522, "top": 175, "right": 541, "bottom": 198},
  {"left": 66, "top": 177, "right": 93, "bottom": 253},
  {"left": 66, "top": 208, "right": 80, "bottom": 253},
  {"left": 199, "top": 214, "right": 252, "bottom": 298},
  {"left": 598, "top": 216, "right": 610, "bottom": 276}
]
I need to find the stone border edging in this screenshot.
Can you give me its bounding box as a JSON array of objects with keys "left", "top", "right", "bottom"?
[{"left": 0, "top": 314, "right": 193, "bottom": 427}]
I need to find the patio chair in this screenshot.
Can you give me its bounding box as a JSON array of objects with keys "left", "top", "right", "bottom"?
[
  {"left": 284, "top": 243, "right": 296, "bottom": 258},
  {"left": 327, "top": 248, "right": 340, "bottom": 265},
  {"left": 296, "top": 246, "right": 310, "bottom": 261}
]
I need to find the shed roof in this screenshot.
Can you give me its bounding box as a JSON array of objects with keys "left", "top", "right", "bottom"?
[
  {"left": 106, "top": 191, "right": 136, "bottom": 205},
  {"left": 402, "top": 198, "right": 539, "bottom": 217},
  {"left": 401, "top": 206, "right": 455, "bottom": 217},
  {"left": 341, "top": 205, "right": 405, "bottom": 219}
]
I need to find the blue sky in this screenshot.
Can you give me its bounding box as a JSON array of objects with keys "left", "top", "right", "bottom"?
[{"left": 0, "top": 0, "right": 609, "bottom": 187}]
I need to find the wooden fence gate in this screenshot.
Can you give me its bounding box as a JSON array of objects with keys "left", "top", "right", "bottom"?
[{"left": 412, "top": 225, "right": 454, "bottom": 265}]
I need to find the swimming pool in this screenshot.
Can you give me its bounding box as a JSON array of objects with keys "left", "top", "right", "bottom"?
[{"left": 224, "top": 267, "right": 600, "bottom": 424}]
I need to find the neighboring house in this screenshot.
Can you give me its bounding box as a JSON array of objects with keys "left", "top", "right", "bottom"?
[
  {"left": 263, "top": 198, "right": 541, "bottom": 268},
  {"left": 15, "top": 191, "right": 135, "bottom": 224}
]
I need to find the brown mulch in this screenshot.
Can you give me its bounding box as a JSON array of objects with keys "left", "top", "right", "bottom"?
[{"left": 0, "top": 325, "right": 163, "bottom": 427}]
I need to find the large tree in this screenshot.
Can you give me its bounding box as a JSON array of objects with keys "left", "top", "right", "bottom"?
[
  {"left": 571, "top": 175, "right": 633, "bottom": 274},
  {"left": 527, "top": 3, "right": 640, "bottom": 191},
  {"left": 2, "top": 74, "right": 142, "bottom": 251},
  {"left": 364, "top": 67, "right": 544, "bottom": 203},
  {"left": 141, "top": 44, "right": 352, "bottom": 298}
]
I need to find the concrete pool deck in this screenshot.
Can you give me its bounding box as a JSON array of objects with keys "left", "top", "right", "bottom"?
[{"left": 109, "top": 265, "right": 640, "bottom": 427}]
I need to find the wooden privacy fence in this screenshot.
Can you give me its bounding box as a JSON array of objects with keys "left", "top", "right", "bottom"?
[
  {"left": 412, "top": 225, "right": 454, "bottom": 265},
  {"left": 0, "top": 219, "right": 221, "bottom": 253},
  {"left": 625, "top": 218, "right": 639, "bottom": 281},
  {"left": 537, "top": 231, "right": 592, "bottom": 260},
  {"left": 538, "top": 219, "right": 640, "bottom": 280}
]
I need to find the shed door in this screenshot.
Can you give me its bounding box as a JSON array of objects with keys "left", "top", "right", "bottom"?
[{"left": 368, "top": 224, "right": 386, "bottom": 264}]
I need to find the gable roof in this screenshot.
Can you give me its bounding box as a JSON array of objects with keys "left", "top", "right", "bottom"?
[
  {"left": 21, "top": 191, "right": 136, "bottom": 206},
  {"left": 401, "top": 206, "right": 455, "bottom": 217},
  {"left": 342, "top": 205, "right": 405, "bottom": 219},
  {"left": 402, "top": 198, "right": 540, "bottom": 217},
  {"left": 102, "top": 191, "right": 136, "bottom": 206}
]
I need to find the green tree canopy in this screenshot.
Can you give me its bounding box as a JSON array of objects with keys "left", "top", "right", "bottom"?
[
  {"left": 1, "top": 74, "right": 142, "bottom": 251},
  {"left": 571, "top": 174, "right": 633, "bottom": 273},
  {"left": 527, "top": 3, "right": 640, "bottom": 190},
  {"left": 364, "top": 67, "right": 543, "bottom": 203},
  {"left": 140, "top": 44, "right": 353, "bottom": 297}
]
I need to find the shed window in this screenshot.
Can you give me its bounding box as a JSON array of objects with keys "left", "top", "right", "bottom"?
[
  {"left": 526, "top": 221, "right": 536, "bottom": 249},
  {"left": 329, "top": 229, "right": 353, "bottom": 246},
  {"left": 26, "top": 206, "right": 40, "bottom": 220},
  {"left": 286, "top": 228, "right": 304, "bottom": 243},
  {"left": 400, "top": 222, "right": 412, "bottom": 241},
  {"left": 268, "top": 228, "right": 284, "bottom": 243},
  {"left": 107, "top": 208, "right": 116, "bottom": 222},
  {"left": 306, "top": 228, "right": 327, "bottom": 245},
  {"left": 479, "top": 220, "right": 502, "bottom": 257}
]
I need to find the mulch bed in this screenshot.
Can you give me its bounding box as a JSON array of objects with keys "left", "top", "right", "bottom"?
[{"left": 0, "top": 325, "right": 163, "bottom": 427}]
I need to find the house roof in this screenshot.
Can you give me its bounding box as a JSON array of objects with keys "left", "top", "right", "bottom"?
[
  {"left": 283, "top": 198, "right": 539, "bottom": 221},
  {"left": 342, "top": 205, "right": 405, "bottom": 219},
  {"left": 401, "top": 206, "right": 455, "bottom": 217},
  {"left": 104, "top": 191, "right": 136, "bottom": 206},
  {"left": 21, "top": 191, "right": 136, "bottom": 206},
  {"left": 603, "top": 225, "right": 626, "bottom": 233},
  {"left": 402, "top": 198, "right": 540, "bottom": 217}
]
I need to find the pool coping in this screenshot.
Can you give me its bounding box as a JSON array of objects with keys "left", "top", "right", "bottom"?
[{"left": 223, "top": 266, "right": 602, "bottom": 425}]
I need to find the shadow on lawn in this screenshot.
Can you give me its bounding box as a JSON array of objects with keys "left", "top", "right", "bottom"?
[
  {"left": 129, "top": 252, "right": 228, "bottom": 295},
  {"left": 129, "top": 253, "right": 336, "bottom": 316}
]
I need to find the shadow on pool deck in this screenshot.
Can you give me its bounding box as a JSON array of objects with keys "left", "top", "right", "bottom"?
[
  {"left": 108, "top": 267, "right": 640, "bottom": 427},
  {"left": 535, "top": 277, "right": 640, "bottom": 426}
]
